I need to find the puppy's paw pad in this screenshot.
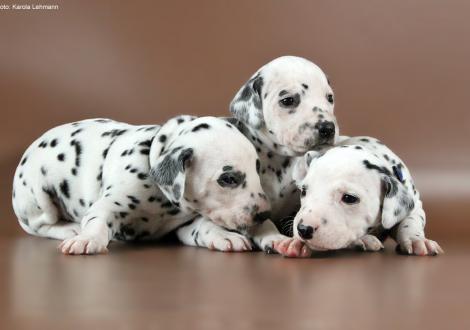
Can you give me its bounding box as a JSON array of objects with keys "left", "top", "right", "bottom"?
[
  {"left": 397, "top": 238, "right": 443, "bottom": 256},
  {"left": 272, "top": 237, "right": 312, "bottom": 258},
  {"left": 59, "top": 235, "right": 108, "bottom": 255}
]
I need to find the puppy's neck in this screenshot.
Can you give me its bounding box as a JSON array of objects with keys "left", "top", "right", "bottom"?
[{"left": 235, "top": 120, "right": 298, "bottom": 158}]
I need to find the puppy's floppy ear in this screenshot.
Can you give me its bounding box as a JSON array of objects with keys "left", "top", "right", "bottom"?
[
  {"left": 292, "top": 151, "right": 322, "bottom": 185},
  {"left": 148, "top": 115, "right": 195, "bottom": 204},
  {"left": 230, "top": 72, "right": 265, "bottom": 129},
  {"left": 381, "top": 175, "right": 415, "bottom": 229}
]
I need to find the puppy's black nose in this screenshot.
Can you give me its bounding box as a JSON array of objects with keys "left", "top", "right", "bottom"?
[
  {"left": 254, "top": 211, "right": 271, "bottom": 224},
  {"left": 318, "top": 121, "right": 335, "bottom": 140},
  {"left": 297, "top": 222, "right": 314, "bottom": 239}
]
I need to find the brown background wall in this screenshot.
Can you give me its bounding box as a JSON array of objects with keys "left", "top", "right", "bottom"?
[{"left": 1, "top": 0, "right": 469, "bottom": 238}]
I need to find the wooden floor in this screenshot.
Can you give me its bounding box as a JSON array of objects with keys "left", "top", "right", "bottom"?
[
  {"left": 1, "top": 235, "right": 469, "bottom": 330},
  {"left": 1, "top": 155, "right": 469, "bottom": 329}
]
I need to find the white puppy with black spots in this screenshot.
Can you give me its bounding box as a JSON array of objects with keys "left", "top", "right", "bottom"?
[
  {"left": 12, "top": 116, "right": 294, "bottom": 255},
  {"left": 229, "top": 56, "right": 338, "bottom": 257},
  {"left": 291, "top": 136, "right": 443, "bottom": 256}
]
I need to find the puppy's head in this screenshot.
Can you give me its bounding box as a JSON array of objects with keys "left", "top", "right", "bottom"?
[
  {"left": 230, "top": 56, "right": 338, "bottom": 156},
  {"left": 291, "top": 146, "right": 414, "bottom": 250},
  {"left": 149, "top": 116, "right": 270, "bottom": 232}
]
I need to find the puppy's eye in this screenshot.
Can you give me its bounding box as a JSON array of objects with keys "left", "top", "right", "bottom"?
[
  {"left": 326, "top": 93, "right": 334, "bottom": 104},
  {"left": 217, "top": 172, "right": 244, "bottom": 188},
  {"left": 341, "top": 193, "right": 360, "bottom": 204},
  {"left": 301, "top": 185, "right": 307, "bottom": 197},
  {"left": 280, "top": 97, "right": 295, "bottom": 107}
]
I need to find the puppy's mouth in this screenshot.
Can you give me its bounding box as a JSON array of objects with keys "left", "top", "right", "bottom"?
[
  {"left": 290, "top": 138, "right": 334, "bottom": 154},
  {"left": 312, "top": 138, "right": 335, "bottom": 149}
]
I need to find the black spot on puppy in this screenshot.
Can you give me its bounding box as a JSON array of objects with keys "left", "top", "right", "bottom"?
[
  {"left": 20, "top": 156, "right": 28, "bottom": 166},
  {"left": 363, "top": 160, "right": 391, "bottom": 176},
  {"left": 302, "top": 83, "right": 309, "bottom": 89},
  {"left": 159, "top": 135, "right": 167, "bottom": 143},
  {"left": 57, "top": 153, "right": 65, "bottom": 161},
  {"left": 70, "top": 140, "right": 83, "bottom": 167},
  {"left": 50, "top": 139, "right": 58, "bottom": 147},
  {"left": 281, "top": 158, "right": 290, "bottom": 168},
  {"left": 59, "top": 180, "right": 70, "bottom": 199},
  {"left": 127, "top": 195, "right": 140, "bottom": 204},
  {"left": 138, "top": 140, "right": 152, "bottom": 148},
  {"left": 167, "top": 208, "right": 180, "bottom": 216},
  {"left": 101, "top": 129, "right": 127, "bottom": 138},
  {"left": 192, "top": 123, "right": 210, "bottom": 132},
  {"left": 71, "top": 128, "right": 83, "bottom": 137},
  {"left": 393, "top": 165, "right": 405, "bottom": 183}
]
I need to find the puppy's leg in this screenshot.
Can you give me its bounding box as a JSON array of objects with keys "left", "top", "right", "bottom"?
[
  {"left": 251, "top": 220, "right": 312, "bottom": 258},
  {"left": 349, "top": 234, "right": 384, "bottom": 252},
  {"left": 58, "top": 197, "right": 113, "bottom": 255},
  {"left": 176, "top": 216, "right": 252, "bottom": 252},
  {"left": 393, "top": 202, "right": 444, "bottom": 256},
  {"left": 16, "top": 186, "right": 80, "bottom": 240}
]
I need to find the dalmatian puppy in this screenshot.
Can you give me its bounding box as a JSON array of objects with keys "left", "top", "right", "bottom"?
[
  {"left": 228, "top": 56, "right": 338, "bottom": 257},
  {"left": 12, "top": 116, "right": 293, "bottom": 255},
  {"left": 290, "top": 136, "right": 444, "bottom": 256}
]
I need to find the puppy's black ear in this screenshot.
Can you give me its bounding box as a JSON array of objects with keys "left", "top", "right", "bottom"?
[
  {"left": 148, "top": 115, "right": 195, "bottom": 204},
  {"left": 230, "top": 72, "right": 265, "bottom": 129},
  {"left": 149, "top": 147, "right": 193, "bottom": 204},
  {"left": 381, "top": 175, "right": 414, "bottom": 229}
]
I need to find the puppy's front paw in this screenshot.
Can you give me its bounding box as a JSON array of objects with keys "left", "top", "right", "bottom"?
[
  {"left": 397, "top": 238, "right": 444, "bottom": 256},
  {"left": 350, "top": 234, "right": 384, "bottom": 252},
  {"left": 205, "top": 231, "right": 252, "bottom": 252},
  {"left": 271, "top": 237, "right": 312, "bottom": 258},
  {"left": 58, "top": 235, "right": 108, "bottom": 255}
]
